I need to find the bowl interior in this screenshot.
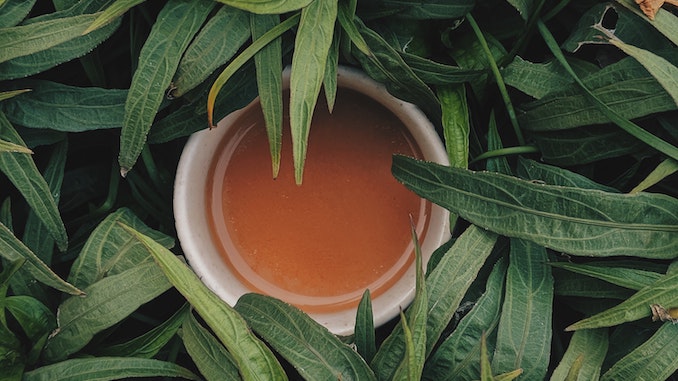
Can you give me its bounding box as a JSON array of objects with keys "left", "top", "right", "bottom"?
[{"left": 174, "top": 66, "right": 450, "bottom": 336}]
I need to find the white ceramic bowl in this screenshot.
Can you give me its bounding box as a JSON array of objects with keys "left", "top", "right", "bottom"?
[{"left": 174, "top": 66, "right": 450, "bottom": 336}]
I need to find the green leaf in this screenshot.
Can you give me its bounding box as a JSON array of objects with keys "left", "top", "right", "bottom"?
[
  {"left": 0, "top": 112, "right": 67, "bottom": 250},
  {"left": 392, "top": 222, "right": 427, "bottom": 380},
  {"left": 516, "top": 157, "right": 619, "bottom": 193},
  {"left": 550, "top": 262, "right": 661, "bottom": 291},
  {"left": 4, "top": 295, "right": 55, "bottom": 341},
  {"left": 553, "top": 270, "right": 634, "bottom": 300},
  {"left": 354, "top": 290, "right": 376, "bottom": 364},
  {"left": 289, "top": 0, "right": 337, "bottom": 183},
  {"left": 518, "top": 55, "right": 677, "bottom": 131},
  {"left": 502, "top": 56, "right": 596, "bottom": 100},
  {"left": 83, "top": 0, "right": 144, "bottom": 34},
  {"left": 491, "top": 239, "right": 553, "bottom": 380},
  {"left": 118, "top": 0, "right": 213, "bottom": 176},
  {"left": 566, "top": 268, "right": 678, "bottom": 330},
  {"left": 0, "top": 139, "right": 31, "bottom": 154},
  {"left": 0, "top": 0, "right": 36, "bottom": 27},
  {"left": 373, "top": 0, "right": 473, "bottom": 19},
  {"left": 391, "top": 155, "right": 678, "bottom": 258},
  {"left": 123, "top": 225, "right": 287, "bottom": 381},
  {"left": 1, "top": 81, "right": 127, "bottom": 132},
  {"left": 323, "top": 29, "right": 340, "bottom": 112},
  {"left": 600, "top": 323, "right": 678, "bottom": 381},
  {"left": 23, "top": 357, "right": 200, "bottom": 381},
  {"left": 67, "top": 208, "right": 174, "bottom": 290},
  {"left": 96, "top": 303, "right": 190, "bottom": 358},
  {"left": 438, "top": 84, "right": 469, "bottom": 169},
  {"left": 0, "top": 12, "right": 101, "bottom": 63},
  {"left": 609, "top": 38, "right": 678, "bottom": 107},
  {"left": 235, "top": 294, "right": 377, "bottom": 381},
  {"left": 480, "top": 333, "right": 495, "bottom": 381},
  {"left": 337, "top": 1, "right": 371, "bottom": 56},
  {"left": 213, "top": 0, "right": 312, "bottom": 14},
  {"left": 172, "top": 6, "right": 250, "bottom": 98},
  {"left": 401, "top": 52, "right": 486, "bottom": 85},
  {"left": 615, "top": 0, "right": 678, "bottom": 45},
  {"left": 0, "top": 1, "right": 120, "bottom": 81},
  {"left": 43, "top": 262, "right": 172, "bottom": 361},
  {"left": 251, "top": 13, "right": 283, "bottom": 178},
  {"left": 371, "top": 225, "right": 498, "bottom": 381},
  {"left": 0, "top": 89, "right": 31, "bottom": 102},
  {"left": 549, "top": 328, "right": 608, "bottom": 381},
  {"left": 182, "top": 311, "right": 241, "bottom": 381},
  {"left": 630, "top": 158, "right": 678, "bottom": 193},
  {"left": 423, "top": 257, "right": 507, "bottom": 381},
  {"left": 0, "top": 223, "right": 81, "bottom": 296},
  {"left": 506, "top": 0, "right": 536, "bottom": 20}
]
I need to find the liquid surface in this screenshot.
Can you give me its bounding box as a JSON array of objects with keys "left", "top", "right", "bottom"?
[{"left": 207, "top": 89, "right": 429, "bottom": 311}]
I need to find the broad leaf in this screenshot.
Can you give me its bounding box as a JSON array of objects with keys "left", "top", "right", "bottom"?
[
  {"left": 371, "top": 225, "right": 498, "bottom": 381},
  {"left": 118, "top": 0, "right": 213, "bottom": 175},
  {"left": 172, "top": 6, "right": 250, "bottom": 97},
  {"left": 550, "top": 328, "right": 607, "bottom": 381},
  {"left": 423, "top": 258, "right": 507, "bottom": 381},
  {"left": 566, "top": 268, "right": 678, "bottom": 330},
  {"left": 124, "top": 225, "right": 287, "bottom": 381},
  {"left": 23, "top": 357, "right": 200, "bottom": 381},
  {"left": 1, "top": 81, "right": 127, "bottom": 132},
  {"left": 289, "top": 0, "right": 337, "bottom": 183},
  {"left": 0, "top": 112, "right": 67, "bottom": 250},
  {"left": 44, "top": 262, "right": 172, "bottom": 361},
  {"left": 391, "top": 155, "right": 678, "bottom": 258},
  {"left": 491, "top": 239, "right": 553, "bottom": 380},
  {"left": 600, "top": 323, "right": 678, "bottom": 381},
  {"left": 181, "top": 311, "right": 241, "bottom": 381},
  {"left": 236, "top": 294, "right": 376, "bottom": 381}
]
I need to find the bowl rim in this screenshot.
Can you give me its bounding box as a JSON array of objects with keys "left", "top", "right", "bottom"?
[{"left": 174, "top": 65, "right": 450, "bottom": 336}]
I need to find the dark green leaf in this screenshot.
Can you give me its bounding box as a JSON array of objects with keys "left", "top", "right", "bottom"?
[
  {"left": 124, "top": 225, "right": 287, "bottom": 381},
  {"left": 566, "top": 268, "right": 678, "bottom": 330},
  {"left": 213, "top": 0, "right": 312, "bottom": 14},
  {"left": 438, "top": 84, "right": 469, "bottom": 169},
  {"left": 391, "top": 155, "right": 678, "bottom": 258},
  {"left": 43, "top": 262, "right": 172, "bottom": 361},
  {"left": 23, "top": 357, "right": 200, "bottom": 381},
  {"left": 173, "top": 6, "right": 250, "bottom": 97},
  {"left": 553, "top": 269, "right": 634, "bottom": 300},
  {"left": 491, "top": 239, "right": 553, "bottom": 380},
  {"left": 1, "top": 81, "right": 127, "bottom": 132},
  {"left": 235, "top": 294, "right": 376, "bottom": 381},
  {"left": 82, "top": 0, "right": 143, "bottom": 33},
  {"left": 96, "top": 304, "right": 190, "bottom": 358},
  {"left": 289, "top": 0, "right": 337, "bottom": 183},
  {"left": 518, "top": 55, "right": 678, "bottom": 132},
  {"left": 0, "top": 12, "right": 101, "bottom": 63},
  {"left": 506, "top": 0, "right": 537, "bottom": 20},
  {"left": 401, "top": 52, "right": 485, "bottom": 85},
  {"left": 0, "top": 223, "right": 81, "bottom": 296},
  {"left": 372, "top": 0, "right": 473, "bottom": 19},
  {"left": 600, "top": 323, "right": 678, "bottom": 381},
  {"left": 0, "top": 0, "right": 36, "bottom": 27},
  {"left": 0, "top": 112, "right": 68, "bottom": 250},
  {"left": 516, "top": 157, "right": 619, "bottom": 192},
  {"left": 4, "top": 295, "right": 55, "bottom": 341},
  {"left": 371, "top": 225, "right": 498, "bottom": 381},
  {"left": 423, "top": 258, "right": 507, "bottom": 381},
  {"left": 67, "top": 208, "right": 174, "bottom": 290},
  {"left": 550, "top": 328, "right": 607, "bottom": 381},
  {"left": 182, "top": 311, "right": 241, "bottom": 381},
  {"left": 118, "top": 0, "right": 213, "bottom": 175},
  {"left": 550, "top": 262, "right": 661, "bottom": 291},
  {"left": 615, "top": 0, "right": 678, "bottom": 45},
  {"left": 502, "top": 56, "right": 597, "bottom": 99},
  {"left": 354, "top": 290, "right": 376, "bottom": 363}
]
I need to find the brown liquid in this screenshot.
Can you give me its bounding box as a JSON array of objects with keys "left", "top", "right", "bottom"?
[{"left": 206, "top": 89, "right": 430, "bottom": 312}]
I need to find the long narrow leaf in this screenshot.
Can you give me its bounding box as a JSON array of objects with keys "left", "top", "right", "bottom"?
[
  {"left": 289, "top": 0, "right": 337, "bottom": 183},
  {"left": 391, "top": 155, "right": 678, "bottom": 258},
  {"left": 549, "top": 262, "right": 661, "bottom": 291},
  {"left": 0, "top": 139, "right": 31, "bottom": 153},
  {"left": 83, "top": 0, "right": 144, "bottom": 34},
  {"left": 630, "top": 158, "right": 678, "bottom": 193},
  {"left": 550, "top": 328, "right": 608, "bottom": 381},
  {"left": 491, "top": 239, "right": 553, "bottom": 380},
  {"left": 118, "top": 0, "right": 213, "bottom": 176},
  {"left": 566, "top": 268, "right": 678, "bottom": 330},
  {"left": 43, "top": 262, "right": 172, "bottom": 361},
  {"left": 182, "top": 311, "right": 241, "bottom": 381},
  {"left": 213, "top": 0, "right": 311, "bottom": 14},
  {"left": 0, "top": 112, "right": 67, "bottom": 250},
  {"left": 123, "top": 225, "right": 287, "bottom": 381},
  {"left": 354, "top": 290, "right": 376, "bottom": 363},
  {"left": 371, "top": 225, "right": 498, "bottom": 381},
  {"left": 251, "top": 13, "right": 283, "bottom": 178},
  {"left": 23, "top": 357, "right": 199, "bottom": 381},
  {"left": 235, "top": 294, "right": 377, "bottom": 381}
]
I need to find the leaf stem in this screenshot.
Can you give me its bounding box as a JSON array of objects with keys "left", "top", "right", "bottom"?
[
  {"left": 470, "top": 145, "right": 540, "bottom": 165},
  {"left": 466, "top": 14, "right": 525, "bottom": 146}
]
